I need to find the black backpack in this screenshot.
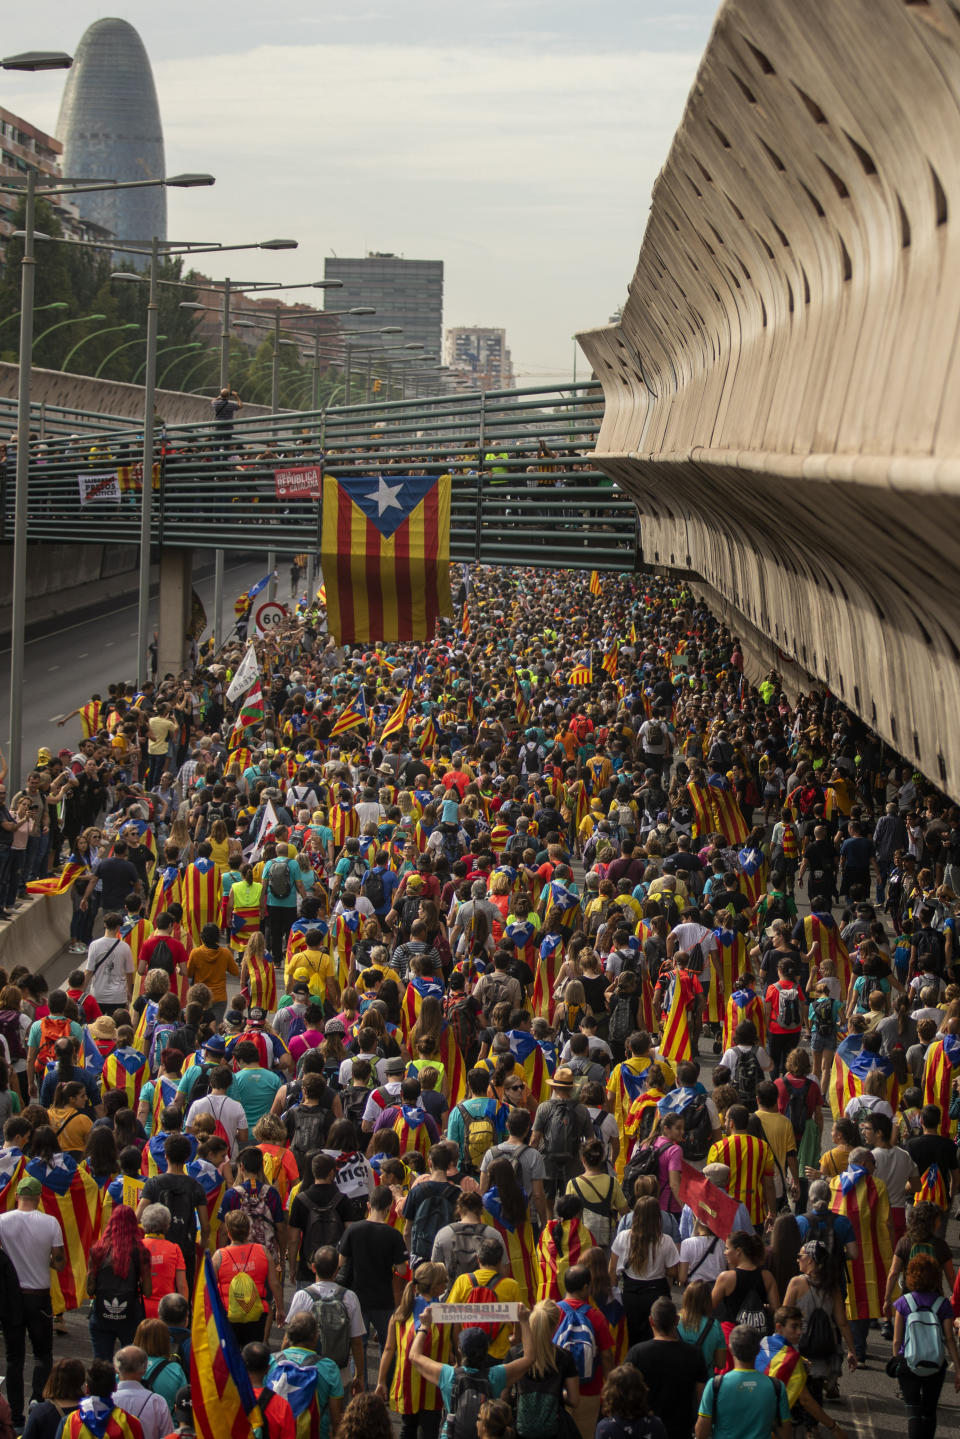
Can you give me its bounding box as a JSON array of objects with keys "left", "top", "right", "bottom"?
[
  {"left": 148, "top": 937, "right": 174, "bottom": 976},
  {"left": 784, "top": 1077, "right": 812, "bottom": 1142},
  {"left": 299, "top": 1191, "right": 346, "bottom": 1268},
  {"left": 285, "top": 1103, "right": 332, "bottom": 1180},
  {"left": 398, "top": 895, "right": 422, "bottom": 939},
  {"left": 93, "top": 1258, "right": 144, "bottom": 1329},
  {"left": 811, "top": 997, "right": 837, "bottom": 1044},
  {"left": 540, "top": 1099, "right": 584, "bottom": 1180},
  {"left": 444, "top": 1364, "right": 496, "bottom": 1439},
  {"left": 733, "top": 1046, "right": 763, "bottom": 1107},
  {"left": 363, "top": 869, "right": 386, "bottom": 911},
  {"left": 623, "top": 1140, "right": 663, "bottom": 1206},
  {"left": 154, "top": 1177, "right": 199, "bottom": 1253},
  {"left": 410, "top": 1183, "right": 460, "bottom": 1260},
  {"left": 803, "top": 1210, "right": 846, "bottom": 1290},
  {"left": 679, "top": 1094, "right": 713, "bottom": 1161},
  {"left": 341, "top": 1085, "right": 371, "bottom": 1132},
  {"left": 799, "top": 1296, "right": 838, "bottom": 1361}
]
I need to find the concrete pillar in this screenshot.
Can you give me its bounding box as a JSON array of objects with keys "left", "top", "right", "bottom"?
[{"left": 157, "top": 548, "right": 193, "bottom": 678}]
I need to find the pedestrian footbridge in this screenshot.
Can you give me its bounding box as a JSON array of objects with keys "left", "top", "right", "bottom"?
[{"left": 0, "top": 383, "right": 638, "bottom": 573}]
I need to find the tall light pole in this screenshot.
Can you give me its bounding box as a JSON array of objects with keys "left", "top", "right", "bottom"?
[
  {"left": 7, "top": 155, "right": 212, "bottom": 786},
  {"left": 61, "top": 321, "right": 139, "bottom": 371},
  {"left": 94, "top": 330, "right": 165, "bottom": 378}
]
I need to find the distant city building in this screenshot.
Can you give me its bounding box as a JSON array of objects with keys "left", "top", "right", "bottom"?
[
  {"left": 444, "top": 326, "right": 515, "bottom": 392},
  {"left": 56, "top": 17, "right": 166, "bottom": 257},
  {"left": 323, "top": 254, "right": 443, "bottom": 357},
  {"left": 0, "top": 106, "right": 111, "bottom": 246},
  {"left": 186, "top": 280, "right": 344, "bottom": 362}
]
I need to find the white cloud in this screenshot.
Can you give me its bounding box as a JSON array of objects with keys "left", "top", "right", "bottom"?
[{"left": 4, "top": 35, "right": 703, "bottom": 385}]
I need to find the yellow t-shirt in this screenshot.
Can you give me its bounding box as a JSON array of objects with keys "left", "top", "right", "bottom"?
[
  {"left": 285, "top": 945, "right": 335, "bottom": 994},
  {"left": 48, "top": 1107, "right": 93, "bottom": 1154},
  {"left": 446, "top": 1267, "right": 520, "bottom": 1358}
]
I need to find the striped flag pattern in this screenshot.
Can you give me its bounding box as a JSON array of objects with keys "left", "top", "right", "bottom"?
[
  {"left": 27, "top": 1155, "right": 103, "bottom": 1311},
  {"left": 26, "top": 861, "right": 86, "bottom": 897},
  {"left": 828, "top": 1044, "right": 899, "bottom": 1122},
  {"left": 921, "top": 1034, "right": 960, "bottom": 1135},
  {"left": 705, "top": 1133, "right": 772, "bottom": 1226},
  {"left": 321, "top": 472, "right": 453, "bottom": 644},
  {"left": 535, "top": 1216, "right": 596, "bottom": 1301},
  {"left": 381, "top": 687, "right": 413, "bottom": 741},
  {"left": 330, "top": 687, "right": 368, "bottom": 738},
  {"left": 830, "top": 1168, "right": 892, "bottom": 1319},
  {"left": 659, "top": 971, "right": 700, "bottom": 1064},
  {"left": 191, "top": 1251, "right": 261, "bottom": 1439}
]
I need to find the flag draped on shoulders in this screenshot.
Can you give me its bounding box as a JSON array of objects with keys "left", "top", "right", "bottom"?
[
  {"left": 828, "top": 1042, "right": 898, "bottom": 1124},
  {"left": 482, "top": 1193, "right": 538, "bottom": 1305},
  {"left": 724, "top": 986, "right": 766, "bottom": 1050},
  {"left": 803, "top": 913, "right": 851, "bottom": 993},
  {"left": 102, "top": 1047, "right": 148, "bottom": 1108},
  {"left": 659, "top": 970, "right": 700, "bottom": 1064},
  {"left": 757, "top": 1334, "right": 807, "bottom": 1407},
  {"left": 321, "top": 472, "right": 453, "bottom": 645},
  {"left": 922, "top": 1033, "right": 960, "bottom": 1135},
  {"left": 26, "top": 1155, "right": 102, "bottom": 1311},
  {"left": 191, "top": 1251, "right": 262, "bottom": 1439},
  {"left": 535, "top": 1216, "right": 596, "bottom": 1301}
]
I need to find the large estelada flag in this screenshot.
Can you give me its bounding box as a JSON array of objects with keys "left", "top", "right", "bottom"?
[
  {"left": 26, "top": 1154, "right": 103, "bottom": 1311},
  {"left": 922, "top": 1033, "right": 960, "bottom": 1135},
  {"left": 828, "top": 1039, "right": 899, "bottom": 1120},
  {"left": 321, "top": 472, "right": 453, "bottom": 644},
  {"left": 192, "top": 1251, "right": 262, "bottom": 1439}
]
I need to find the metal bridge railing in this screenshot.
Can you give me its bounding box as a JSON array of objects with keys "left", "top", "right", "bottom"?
[{"left": 1, "top": 380, "right": 638, "bottom": 570}]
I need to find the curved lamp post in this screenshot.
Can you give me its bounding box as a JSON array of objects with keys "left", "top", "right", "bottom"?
[
  {"left": 33, "top": 311, "right": 107, "bottom": 352},
  {"left": 62, "top": 322, "right": 139, "bottom": 371},
  {"left": 0, "top": 299, "right": 67, "bottom": 335},
  {"left": 95, "top": 333, "right": 166, "bottom": 379}
]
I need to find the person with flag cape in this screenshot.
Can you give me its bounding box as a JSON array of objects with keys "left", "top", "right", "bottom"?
[
  {"left": 102, "top": 1043, "right": 149, "bottom": 1110},
  {"left": 23, "top": 1150, "right": 103, "bottom": 1313},
  {"left": 182, "top": 845, "right": 220, "bottom": 948},
  {"left": 798, "top": 903, "right": 852, "bottom": 993},
  {"left": 657, "top": 956, "right": 702, "bottom": 1065},
  {"left": 921, "top": 1023, "right": 960, "bottom": 1135},
  {"left": 400, "top": 968, "right": 445, "bottom": 1046},
  {"left": 481, "top": 1153, "right": 540, "bottom": 1305},
  {"left": 828, "top": 1035, "right": 898, "bottom": 1125},
  {"left": 756, "top": 1308, "right": 853, "bottom": 1435},
  {"left": 534, "top": 1201, "right": 598, "bottom": 1301},
  {"left": 189, "top": 1249, "right": 272, "bottom": 1439},
  {"left": 505, "top": 1025, "right": 551, "bottom": 1104},
  {"left": 737, "top": 836, "right": 768, "bottom": 908},
  {"left": 706, "top": 927, "right": 748, "bottom": 1030},
  {"left": 531, "top": 927, "right": 566, "bottom": 1021},
  {"left": 722, "top": 972, "right": 766, "bottom": 1050},
  {"left": 60, "top": 1380, "right": 146, "bottom": 1439},
  {"left": 147, "top": 850, "right": 183, "bottom": 927},
  {"left": 829, "top": 1149, "right": 893, "bottom": 1360},
  {"left": 0, "top": 1138, "right": 28, "bottom": 1211}
]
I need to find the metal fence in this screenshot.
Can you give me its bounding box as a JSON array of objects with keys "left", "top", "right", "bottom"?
[
  {"left": 1, "top": 381, "right": 639, "bottom": 570},
  {"left": 0, "top": 393, "right": 129, "bottom": 440}
]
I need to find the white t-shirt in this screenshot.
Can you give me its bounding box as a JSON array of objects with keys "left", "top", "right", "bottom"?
[
  {"left": 720, "top": 1044, "right": 773, "bottom": 1075},
  {"left": 611, "top": 1229, "right": 680, "bottom": 1281},
  {"left": 679, "top": 1233, "right": 726, "bottom": 1283},
  {"left": 0, "top": 1209, "right": 63, "bottom": 1288},
  {"left": 85, "top": 935, "right": 135, "bottom": 1003},
  {"left": 185, "top": 1094, "right": 248, "bottom": 1156},
  {"left": 670, "top": 923, "right": 718, "bottom": 980},
  {"left": 286, "top": 1279, "right": 366, "bottom": 1383},
  {"left": 322, "top": 1148, "right": 373, "bottom": 1200}
]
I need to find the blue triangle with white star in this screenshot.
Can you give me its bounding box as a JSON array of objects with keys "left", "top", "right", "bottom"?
[{"left": 335, "top": 473, "right": 439, "bottom": 537}]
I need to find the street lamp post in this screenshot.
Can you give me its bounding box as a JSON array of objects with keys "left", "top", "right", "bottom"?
[
  {"left": 61, "top": 322, "right": 139, "bottom": 370},
  {"left": 31, "top": 311, "right": 107, "bottom": 353},
  {"left": 94, "top": 330, "right": 165, "bottom": 378},
  {"left": 0, "top": 300, "right": 67, "bottom": 335}
]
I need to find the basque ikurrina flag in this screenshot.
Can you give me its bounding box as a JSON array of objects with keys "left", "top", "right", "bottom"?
[
  {"left": 321, "top": 472, "right": 453, "bottom": 644},
  {"left": 191, "top": 1251, "right": 263, "bottom": 1439}
]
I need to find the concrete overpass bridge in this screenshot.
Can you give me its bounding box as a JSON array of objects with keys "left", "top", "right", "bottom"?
[{"left": 578, "top": 0, "right": 960, "bottom": 801}]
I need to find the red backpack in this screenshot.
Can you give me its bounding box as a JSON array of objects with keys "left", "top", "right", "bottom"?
[{"left": 461, "top": 1272, "right": 507, "bottom": 1338}]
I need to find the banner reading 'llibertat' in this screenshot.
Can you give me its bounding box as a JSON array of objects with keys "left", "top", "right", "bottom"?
[
  {"left": 78, "top": 470, "right": 121, "bottom": 504},
  {"left": 430, "top": 1301, "right": 520, "bottom": 1324},
  {"left": 320, "top": 472, "right": 453, "bottom": 644}
]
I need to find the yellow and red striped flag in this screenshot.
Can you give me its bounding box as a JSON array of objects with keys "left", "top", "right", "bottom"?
[
  {"left": 330, "top": 686, "right": 368, "bottom": 737},
  {"left": 191, "top": 1251, "right": 262, "bottom": 1439},
  {"left": 28, "top": 1156, "right": 103, "bottom": 1311},
  {"left": 416, "top": 715, "right": 438, "bottom": 751},
  {"left": 320, "top": 472, "right": 453, "bottom": 644},
  {"left": 79, "top": 699, "right": 102, "bottom": 738},
  {"left": 461, "top": 605, "right": 471, "bottom": 637},
  {"left": 514, "top": 673, "right": 530, "bottom": 727},
  {"left": 183, "top": 857, "right": 220, "bottom": 948},
  {"left": 535, "top": 1216, "right": 597, "bottom": 1301},
  {"left": 802, "top": 912, "right": 852, "bottom": 993},
  {"left": 706, "top": 1132, "right": 772, "bottom": 1226},
  {"left": 381, "top": 687, "right": 413, "bottom": 741},
  {"left": 828, "top": 1044, "right": 899, "bottom": 1131},
  {"left": 569, "top": 656, "right": 593, "bottom": 685},
  {"left": 921, "top": 1034, "right": 960, "bottom": 1135},
  {"left": 26, "top": 861, "right": 86, "bottom": 897},
  {"left": 829, "top": 1167, "right": 892, "bottom": 1320},
  {"left": 601, "top": 642, "right": 619, "bottom": 677},
  {"left": 589, "top": 570, "right": 601, "bottom": 597},
  {"left": 630, "top": 621, "right": 638, "bottom": 644},
  {"left": 102, "top": 1048, "right": 149, "bottom": 1109},
  {"left": 482, "top": 1201, "right": 539, "bottom": 1306},
  {"left": 61, "top": 1404, "right": 143, "bottom": 1439},
  {"left": 659, "top": 970, "right": 700, "bottom": 1064},
  {"left": 758, "top": 1335, "right": 807, "bottom": 1407}
]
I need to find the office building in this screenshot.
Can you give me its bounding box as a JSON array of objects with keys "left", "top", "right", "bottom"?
[
  {"left": 0, "top": 106, "right": 111, "bottom": 246},
  {"left": 323, "top": 253, "right": 443, "bottom": 357},
  {"left": 56, "top": 17, "right": 166, "bottom": 256},
  {"left": 445, "top": 326, "right": 515, "bottom": 392}
]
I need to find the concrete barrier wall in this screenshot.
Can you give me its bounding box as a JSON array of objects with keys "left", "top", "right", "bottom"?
[
  {"left": 0, "top": 361, "right": 272, "bottom": 425},
  {"left": 0, "top": 891, "right": 71, "bottom": 975},
  {"left": 0, "top": 543, "right": 138, "bottom": 608},
  {"left": 578, "top": 0, "right": 960, "bottom": 798}
]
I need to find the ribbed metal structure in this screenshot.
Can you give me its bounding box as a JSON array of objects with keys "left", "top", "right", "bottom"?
[{"left": 56, "top": 17, "right": 166, "bottom": 251}]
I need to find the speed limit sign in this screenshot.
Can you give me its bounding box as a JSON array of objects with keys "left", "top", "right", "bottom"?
[{"left": 255, "top": 600, "right": 288, "bottom": 635}]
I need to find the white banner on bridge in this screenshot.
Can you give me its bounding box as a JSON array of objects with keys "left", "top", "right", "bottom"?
[
  {"left": 430, "top": 1302, "right": 519, "bottom": 1325},
  {"left": 78, "top": 471, "right": 121, "bottom": 504}
]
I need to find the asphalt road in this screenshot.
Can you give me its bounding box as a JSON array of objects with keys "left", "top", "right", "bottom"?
[{"left": 0, "top": 556, "right": 275, "bottom": 781}]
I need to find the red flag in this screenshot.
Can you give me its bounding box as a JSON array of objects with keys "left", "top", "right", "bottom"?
[{"left": 678, "top": 1161, "right": 741, "bottom": 1238}]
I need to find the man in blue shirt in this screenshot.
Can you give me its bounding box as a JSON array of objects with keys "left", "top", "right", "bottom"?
[
  {"left": 362, "top": 848, "right": 401, "bottom": 921},
  {"left": 262, "top": 842, "right": 308, "bottom": 962}
]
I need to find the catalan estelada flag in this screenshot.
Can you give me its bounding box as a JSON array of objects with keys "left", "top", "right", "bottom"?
[
  {"left": 102, "top": 1047, "right": 149, "bottom": 1108},
  {"left": 601, "top": 642, "right": 619, "bottom": 677},
  {"left": 916, "top": 1161, "right": 948, "bottom": 1209},
  {"left": 589, "top": 570, "right": 601, "bottom": 596},
  {"left": 830, "top": 1165, "right": 892, "bottom": 1320},
  {"left": 535, "top": 1215, "right": 596, "bottom": 1301},
  {"left": 660, "top": 969, "right": 701, "bottom": 1064},
  {"left": 723, "top": 985, "right": 766, "bottom": 1051},
  {"left": 321, "top": 472, "right": 453, "bottom": 644},
  {"left": 569, "top": 656, "right": 593, "bottom": 685},
  {"left": 802, "top": 911, "right": 852, "bottom": 993},
  {"left": 707, "top": 927, "right": 748, "bottom": 1026},
  {"left": 416, "top": 715, "right": 438, "bottom": 751},
  {"left": 26, "top": 860, "right": 87, "bottom": 897},
  {"left": 330, "top": 686, "right": 368, "bottom": 738},
  {"left": 27, "top": 1155, "right": 102, "bottom": 1311},
  {"left": 381, "top": 687, "right": 413, "bottom": 741},
  {"left": 922, "top": 1033, "right": 960, "bottom": 1135},
  {"left": 757, "top": 1334, "right": 807, "bottom": 1407},
  {"left": 506, "top": 1027, "right": 550, "bottom": 1104},
  {"left": 482, "top": 1194, "right": 539, "bottom": 1305},
  {"left": 191, "top": 1251, "right": 261, "bottom": 1439},
  {"left": 828, "top": 1040, "right": 899, "bottom": 1120},
  {"left": 61, "top": 1399, "right": 144, "bottom": 1439},
  {"left": 0, "top": 1146, "right": 27, "bottom": 1210},
  {"left": 606, "top": 1057, "right": 652, "bottom": 1148}
]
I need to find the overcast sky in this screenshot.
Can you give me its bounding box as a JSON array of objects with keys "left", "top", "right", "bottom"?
[{"left": 3, "top": 3, "right": 719, "bottom": 385}]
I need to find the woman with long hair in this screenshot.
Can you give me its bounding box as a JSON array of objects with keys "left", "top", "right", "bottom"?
[
  {"left": 677, "top": 1278, "right": 726, "bottom": 1373},
  {"left": 608, "top": 1195, "right": 679, "bottom": 1346},
  {"left": 86, "top": 1204, "right": 152, "bottom": 1359},
  {"left": 483, "top": 1155, "right": 539, "bottom": 1305},
  {"left": 48, "top": 1081, "right": 92, "bottom": 1159},
  {"left": 375, "top": 1260, "right": 450, "bottom": 1439},
  {"left": 882, "top": 1202, "right": 956, "bottom": 1317},
  {"left": 67, "top": 827, "right": 102, "bottom": 953},
  {"left": 710, "top": 1229, "right": 779, "bottom": 1360},
  {"left": 378, "top": 977, "right": 404, "bottom": 1028},
  {"left": 208, "top": 818, "right": 231, "bottom": 875},
  {"left": 581, "top": 1244, "right": 628, "bottom": 1364},
  {"left": 784, "top": 1241, "right": 859, "bottom": 1404},
  {"left": 512, "top": 1298, "right": 581, "bottom": 1438},
  {"left": 765, "top": 1212, "right": 803, "bottom": 1304},
  {"left": 891, "top": 1253, "right": 960, "bottom": 1439},
  {"left": 20, "top": 1357, "right": 85, "bottom": 1439},
  {"left": 239, "top": 931, "right": 277, "bottom": 1015},
  {"left": 132, "top": 1317, "right": 187, "bottom": 1411},
  {"left": 0, "top": 982, "right": 27, "bottom": 1102},
  {"left": 81, "top": 1127, "right": 119, "bottom": 1190}
]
